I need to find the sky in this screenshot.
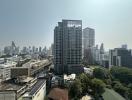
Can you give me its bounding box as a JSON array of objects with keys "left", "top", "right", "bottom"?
[{"left": 0, "top": 0, "right": 132, "bottom": 50}]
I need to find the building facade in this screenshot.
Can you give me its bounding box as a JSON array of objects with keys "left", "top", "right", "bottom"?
[
  {"left": 83, "top": 27, "right": 95, "bottom": 49},
  {"left": 54, "top": 20, "right": 82, "bottom": 74},
  {"left": 109, "top": 48, "right": 132, "bottom": 68},
  {"left": 83, "top": 27, "right": 95, "bottom": 65},
  {"left": 0, "top": 62, "right": 16, "bottom": 82},
  {"left": 22, "top": 79, "right": 46, "bottom": 100}
]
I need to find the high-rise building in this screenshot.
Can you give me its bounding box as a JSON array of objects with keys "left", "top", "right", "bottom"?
[
  {"left": 83, "top": 27, "right": 95, "bottom": 49},
  {"left": 121, "top": 44, "right": 127, "bottom": 49},
  {"left": 83, "top": 27, "right": 95, "bottom": 65},
  {"left": 3, "top": 41, "right": 19, "bottom": 56},
  {"left": 54, "top": 20, "right": 82, "bottom": 74},
  {"left": 39, "top": 46, "right": 42, "bottom": 53},
  {"left": 109, "top": 48, "right": 132, "bottom": 68}
]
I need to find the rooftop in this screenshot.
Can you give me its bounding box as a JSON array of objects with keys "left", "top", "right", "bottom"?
[
  {"left": 48, "top": 88, "right": 68, "bottom": 100},
  {"left": 29, "top": 79, "right": 46, "bottom": 95}
]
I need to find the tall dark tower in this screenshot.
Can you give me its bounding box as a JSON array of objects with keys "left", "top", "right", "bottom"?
[{"left": 54, "top": 20, "right": 82, "bottom": 74}]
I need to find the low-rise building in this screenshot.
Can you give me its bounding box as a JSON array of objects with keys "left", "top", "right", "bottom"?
[
  {"left": 0, "top": 58, "right": 4, "bottom": 64},
  {"left": 0, "top": 90, "right": 17, "bottom": 100},
  {"left": 51, "top": 76, "right": 63, "bottom": 87},
  {"left": 84, "top": 67, "right": 93, "bottom": 75},
  {"left": 0, "top": 62, "right": 16, "bottom": 82},
  {"left": 22, "top": 79, "right": 46, "bottom": 100},
  {"left": 63, "top": 74, "right": 76, "bottom": 85}
]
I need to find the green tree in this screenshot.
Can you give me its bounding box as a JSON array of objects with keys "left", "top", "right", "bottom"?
[
  {"left": 112, "top": 81, "right": 129, "bottom": 98},
  {"left": 110, "top": 66, "right": 132, "bottom": 84},
  {"left": 93, "top": 68, "right": 111, "bottom": 80},
  {"left": 78, "top": 73, "right": 92, "bottom": 94},
  {"left": 91, "top": 78, "right": 105, "bottom": 97},
  {"left": 69, "top": 79, "right": 82, "bottom": 99}
]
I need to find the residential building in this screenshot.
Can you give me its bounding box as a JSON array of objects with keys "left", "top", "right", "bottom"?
[
  {"left": 54, "top": 20, "right": 82, "bottom": 74},
  {"left": 0, "top": 62, "right": 16, "bottom": 82}
]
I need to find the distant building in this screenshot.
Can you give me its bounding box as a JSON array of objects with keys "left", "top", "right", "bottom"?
[
  {"left": 4, "top": 41, "right": 19, "bottom": 56},
  {"left": 39, "top": 46, "right": 42, "bottom": 53},
  {"left": 83, "top": 27, "right": 95, "bottom": 65},
  {"left": 0, "top": 50, "right": 2, "bottom": 57},
  {"left": 22, "top": 79, "right": 46, "bottom": 100},
  {"left": 83, "top": 27, "right": 95, "bottom": 49},
  {"left": 121, "top": 44, "right": 127, "bottom": 49},
  {"left": 4, "top": 46, "right": 11, "bottom": 55},
  {"left": 109, "top": 48, "right": 132, "bottom": 68},
  {"left": 51, "top": 44, "right": 54, "bottom": 56},
  {"left": 0, "top": 62, "right": 16, "bottom": 82},
  {"left": 99, "top": 43, "right": 105, "bottom": 65},
  {"left": 54, "top": 20, "right": 82, "bottom": 74},
  {"left": 0, "top": 58, "right": 4, "bottom": 64}
]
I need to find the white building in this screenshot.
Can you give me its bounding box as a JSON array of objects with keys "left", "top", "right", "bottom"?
[
  {"left": 22, "top": 79, "right": 46, "bottom": 100},
  {"left": 0, "top": 62, "right": 16, "bottom": 82},
  {"left": 0, "top": 58, "right": 4, "bottom": 64}
]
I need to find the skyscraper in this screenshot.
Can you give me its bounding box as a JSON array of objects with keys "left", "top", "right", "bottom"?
[
  {"left": 83, "top": 27, "right": 95, "bottom": 49},
  {"left": 83, "top": 27, "right": 95, "bottom": 65},
  {"left": 54, "top": 20, "right": 82, "bottom": 74}
]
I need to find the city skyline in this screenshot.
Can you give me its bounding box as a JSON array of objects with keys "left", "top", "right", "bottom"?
[{"left": 0, "top": 0, "right": 132, "bottom": 50}]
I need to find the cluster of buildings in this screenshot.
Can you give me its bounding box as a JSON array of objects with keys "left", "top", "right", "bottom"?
[
  {"left": 0, "top": 78, "right": 47, "bottom": 100},
  {"left": 54, "top": 19, "right": 132, "bottom": 75},
  {"left": 0, "top": 19, "right": 132, "bottom": 100},
  {"left": 0, "top": 56, "right": 50, "bottom": 100},
  {"left": 0, "top": 41, "right": 54, "bottom": 58}
]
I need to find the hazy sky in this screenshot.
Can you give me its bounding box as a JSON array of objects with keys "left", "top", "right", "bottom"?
[{"left": 0, "top": 0, "right": 132, "bottom": 50}]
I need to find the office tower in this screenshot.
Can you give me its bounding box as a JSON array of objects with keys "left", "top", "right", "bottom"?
[
  {"left": 54, "top": 20, "right": 82, "bottom": 74},
  {"left": 109, "top": 48, "right": 132, "bottom": 68},
  {"left": 4, "top": 46, "right": 11, "bottom": 55},
  {"left": 32, "top": 46, "right": 36, "bottom": 53},
  {"left": 39, "top": 46, "right": 42, "bottom": 53},
  {"left": 121, "top": 44, "right": 127, "bottom": 49},
  {"left": 83, "top": 27, "right": 95, "bottom": 65},
  {"left": 83, "top": 27, "right": 95, "bottom": 48},
  {"left": 51, "top": 44, "right": 54, "bottom": 56}
]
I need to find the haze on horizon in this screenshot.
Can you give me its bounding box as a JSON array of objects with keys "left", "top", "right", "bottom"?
[{"left": 0, "top": 0, "right": 132, "bottom": 50}]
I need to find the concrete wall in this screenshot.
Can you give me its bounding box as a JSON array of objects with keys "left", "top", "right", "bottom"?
[
  {"left": 0, "top": 90, "right": 17, "bottom": 100},
  {"left": 32, "top": 83, "right": 46, "bottom": 100}
]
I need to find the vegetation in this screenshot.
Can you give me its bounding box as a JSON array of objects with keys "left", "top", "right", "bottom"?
[
  {"left": 110, "top": 66, "right": 132, "bottom": 84},
  {"left": 69, "top": 79, "right": 82, "bottom": 99},
  {"left": 92, "top": 66, "right": 132, "bottom": 100},
  {"left": 93, "top": 67, "right": 111, "bottom": 80},
  {"left": 68, "top": 66, "right": 132, "bottom": 99},
  {"left": 69, "top": 73, "right": 105, "bottom": 99}
]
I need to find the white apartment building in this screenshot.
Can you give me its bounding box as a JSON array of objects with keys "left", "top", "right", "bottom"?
[{"left": 0, "top": 62, "right": 16, "bottom": 82}]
